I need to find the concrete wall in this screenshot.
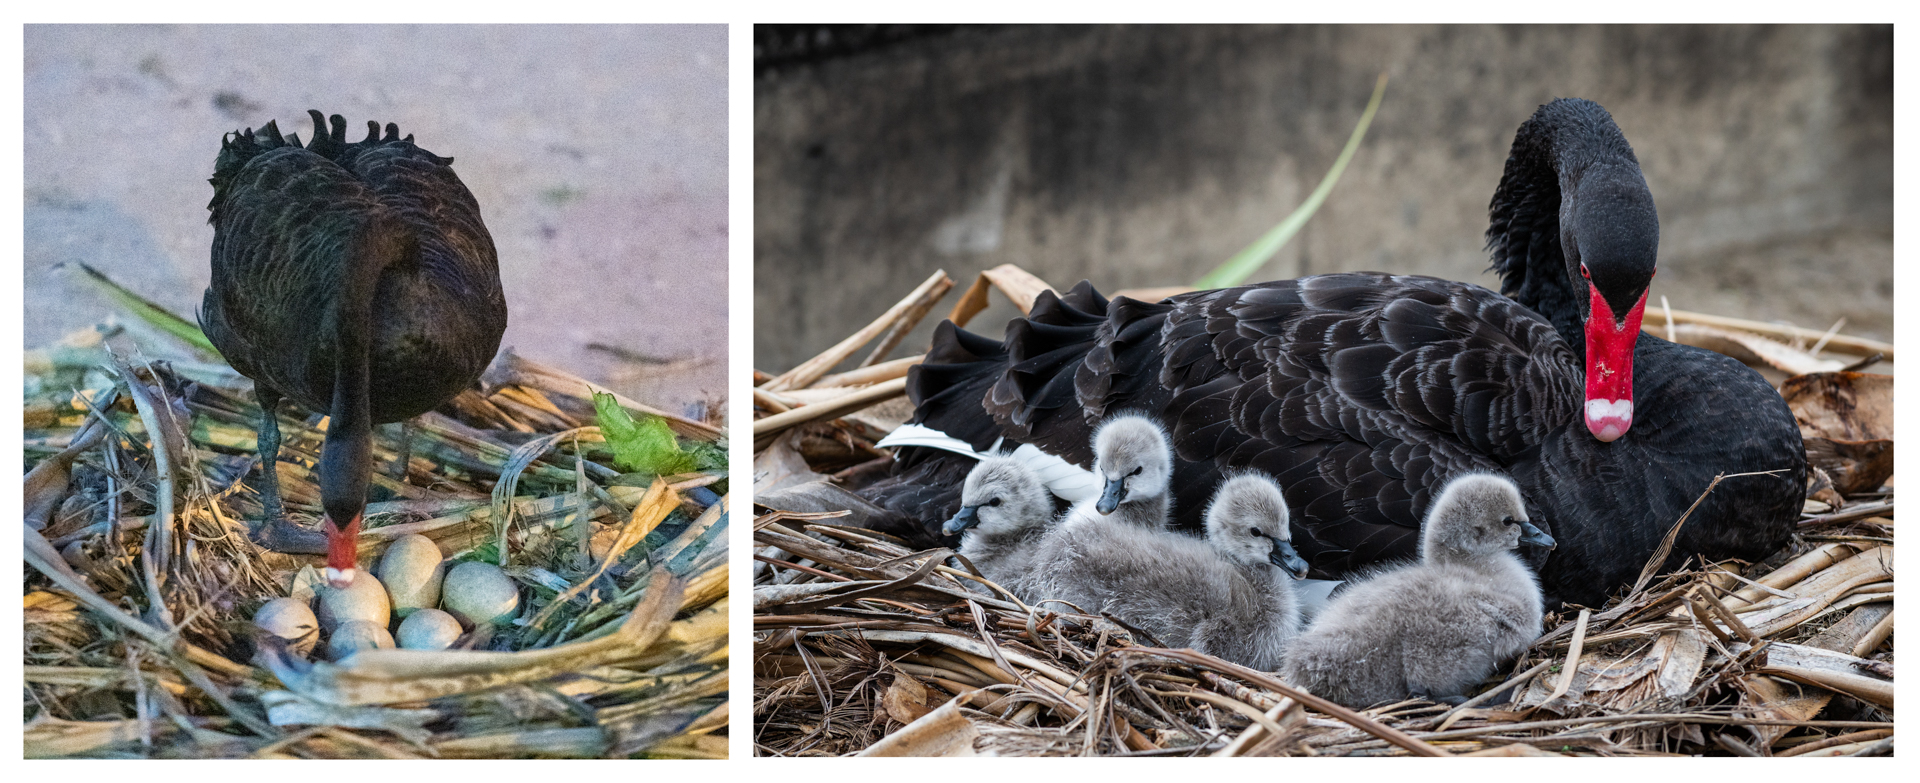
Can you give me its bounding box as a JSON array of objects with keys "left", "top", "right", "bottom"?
[{"left": 754, "top": 24, "right": 1892, "bottom": 372}]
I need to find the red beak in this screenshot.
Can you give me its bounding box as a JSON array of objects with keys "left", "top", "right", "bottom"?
[
  {"left": 325, "top": 513, "right": 363, "bottom": 588},
  {"left": 1582, "top": 283, "right": 1647, "bottom": 443}
]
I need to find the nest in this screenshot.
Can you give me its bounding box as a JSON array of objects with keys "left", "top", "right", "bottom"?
[
  {"left": 751, "top": 266, "right": 1894, "bottom": 757},
  {"left": 24, "top": 272, "right": 730, "bottom": 759}
]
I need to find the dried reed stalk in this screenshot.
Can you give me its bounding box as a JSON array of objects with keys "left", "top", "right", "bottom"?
[{"left": 26, "top": 313, "right": 730, "bottom": 758}]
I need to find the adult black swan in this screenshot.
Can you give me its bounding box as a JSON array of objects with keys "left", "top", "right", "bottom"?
[
  {"left": 863, "top": 99, "right": 1806, "bottom": 607},
  {"left": 201, "top": 111, "right": 508, "bottom": 588}
]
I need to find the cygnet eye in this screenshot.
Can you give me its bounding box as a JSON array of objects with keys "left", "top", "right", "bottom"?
[
  {"left": 986, "top": 497, "right": 1003, "bottom": 507},
  {"left": 1249, "top": 527, "right": 1264, "bottom": 538},
  {"left": 1127, "top": 466, "right": 1143, "bottom": 478},
  {"left": 1501, "top": 516, "right": 1517, "bottom": 527}
]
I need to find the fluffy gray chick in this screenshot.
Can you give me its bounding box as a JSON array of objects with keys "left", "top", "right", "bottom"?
[
  {"left": 1028, "top": 473, "right": 1311, "bottom": 670},
  {"left": 1193, "top": 473, "right": 1310, "bottom": 670},
  {"left": 944, "top": 455, "right": 1057, "bottom": 598},
  {"left": 1282, "top": 472, "right": 1553, "bottom": 706},
  {"left": 1066, "top": 413, "right": 1174, "bottom": 531}
]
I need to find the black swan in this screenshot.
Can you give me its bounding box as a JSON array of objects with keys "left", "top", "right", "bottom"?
[
  {"left": 864, "top": 98, "right": 1806, "bottom": 607},
  {"left": 1283, "top": 473, "right": 1547, "bottom": 706},
  {"left": 201, "top": 110, "right": 508, "bottom": 588}
]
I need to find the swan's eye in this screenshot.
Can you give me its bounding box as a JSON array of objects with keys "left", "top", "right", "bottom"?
[
  {"left": 1579, "top": 264, "right": 1591, "bottom": 280},
  {"left": 1127, "top": 466, "right": 1143, "bottom": 478},
  {"left": 986, "top": 497, "right": 1003, "bottom": 507},
  {"left": 1501, "top": 516, "right": 1517, "bottom": 527},
  {"left": 1250, "top": 527, "right": 1264, "bottom": 538}
]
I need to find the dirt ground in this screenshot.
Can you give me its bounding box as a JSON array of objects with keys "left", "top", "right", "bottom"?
[{"left": 23, "top": 24, "right": 728, "bottom": 421}]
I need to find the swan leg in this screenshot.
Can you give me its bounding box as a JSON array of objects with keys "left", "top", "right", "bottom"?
[
  {"left": 255, "top": 388, "right": 285, "bottom": 523},
  {"left": 246, "top": 388, "right": 326, "bottom": 555},
  {"left": 385, "top": 420, "right": 413, "bottom": 481}
]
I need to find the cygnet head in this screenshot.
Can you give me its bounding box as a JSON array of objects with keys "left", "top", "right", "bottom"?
[
  {"left": 1092, "top": 413, "right": 1172, "bottom": 515},
  {"left": 945, "top": 456, "right": 1053, "bottom": 538},
  {"left": 1204, "top": 473, "right": 1310, "bottom": 579},
  {"left": 1420, "top": 473, "right": 1555, "bottom": 562}
]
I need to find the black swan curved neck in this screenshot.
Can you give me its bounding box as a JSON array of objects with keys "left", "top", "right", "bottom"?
[
  {"left": 1485, "top": 98, "right": 1659, "bottom": 356},
  {"left": 317, "top": 216, "right": 407, "bottom": 533}
]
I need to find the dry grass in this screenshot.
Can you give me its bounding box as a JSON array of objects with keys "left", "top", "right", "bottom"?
[
  {"left": 750, "top": 265, "right": 1894, "bottom": 757},
  {"left": 752, "top": 501, "right": 1891, "bottom": 757},
  {"left": 24, "top": 313, "right": 729, "bottom": 759}
]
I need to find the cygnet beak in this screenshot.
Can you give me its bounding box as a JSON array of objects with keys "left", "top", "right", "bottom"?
[
  {"left": 1096, "top": 477, "right": 1126, "bottom": 515},
  {"left": 943, "top": 505, "right": 981, "bottom": 536},
  {"left": 1267, "top": 535, "right": 1311, "bottom": 579},
  {"left": 1518, "top": 520, "right": 1556, "bottom": 550}
]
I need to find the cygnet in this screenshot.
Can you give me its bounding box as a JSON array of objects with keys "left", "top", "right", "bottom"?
[
  {"left": 1191, "top": 473, "right": 1309, "bottom": 670},
  {"left": 1027, "top": 474, "right": 1311, "bottom": 670},
  {"left": 1067, "top": 413, "right": 1174, "bottom": 531},
  {"left": 1282, "top": 472, "right": 1554, "bottom": 706},
  {"left": 944, "top": 455, "right": 1058, "bottom": 597}
]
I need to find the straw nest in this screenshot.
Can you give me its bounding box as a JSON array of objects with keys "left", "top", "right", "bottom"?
[
  {"left": 751, "top": 266, "right": 1893, "bottom": 757},
  {"left": 24, "top": 269, "right": 730, "bottom": 759}
]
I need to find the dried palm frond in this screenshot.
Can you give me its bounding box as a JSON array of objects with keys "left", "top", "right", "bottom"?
[{"left": 752, "top": 265, "right": 1893, "bottom": 757}]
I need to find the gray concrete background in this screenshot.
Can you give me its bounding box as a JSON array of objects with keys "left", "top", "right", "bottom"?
[
  {"left": 754, "top": 24, "right": 1892, "bottom": 372},
  {"left": 26, "top": 24, "right": 728, "bottom": 419}
]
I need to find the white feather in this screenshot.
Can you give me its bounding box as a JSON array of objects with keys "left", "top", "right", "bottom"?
[
  {"left": 875, "top": 424, "right": 1099, "bottom": 502},
  {"left": 1292, "top": 578, "right": 1344, "bottom": 623}
]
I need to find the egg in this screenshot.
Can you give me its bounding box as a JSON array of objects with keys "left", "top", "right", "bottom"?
[
  {"left": 315, "top": 571, "right": 391, "bottom": 631},
  {"left": 327, "top": 619, "right": 395, "bottom": 659},
  {"left": 396, "top": 608, "right": 464, "bottom": 650},
  {"left": 440, "top": 561, "right": 520, "bottom": 627},
  {"left": 253, "top": 597, "right": 319, "bottom": 657},
  {"left": 376, "top": 534, "right": 446, "bottom": 618}
]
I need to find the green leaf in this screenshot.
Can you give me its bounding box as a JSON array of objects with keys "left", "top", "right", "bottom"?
[
  {"left": 456, "top": 540, "right": 504, "bottom": 567},
  {"left": 70, "top": 263, "right": 223, "bottom": 357},
  {"left": 1194, "top": 73, "right": 1390, "bottom": 289},
  {"left": 593, "top": 390, "right": 699, "bottom": 475}
]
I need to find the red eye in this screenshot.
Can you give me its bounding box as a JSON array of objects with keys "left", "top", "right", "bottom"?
[{"left": 1580, "top": 264, "right": 1591, "bottom": 279}]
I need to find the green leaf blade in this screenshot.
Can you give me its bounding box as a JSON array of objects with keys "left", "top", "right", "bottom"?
[{"left": 1194, "top": 73, "right": 1390, "bottom": 290}]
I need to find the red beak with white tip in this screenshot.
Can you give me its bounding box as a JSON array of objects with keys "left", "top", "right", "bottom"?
[
  {"left": 325, "top": 513, "right": 363, "bottom": 588},
  {"left": 1583, "top": 282, "right": 1647, "bottom": 443}
]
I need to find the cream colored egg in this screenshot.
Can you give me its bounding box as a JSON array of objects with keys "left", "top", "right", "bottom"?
[
  {"left": 376, "top": 534, "right": 446, "bottom": 618},
  {"left": 440, "top": 561, "right": 520, "bottom": 627},
  {"left": 327, "top": 619, "right": 395, "bottom": 659},
  {"left": 316, "top": 572, "right": 391, "bottom": 631},
  {"left": 253, "top": 597, "right": 319, "bottom": 657},
  {"left": 396, "top": 608, "right": 463, "bottom": 650}
]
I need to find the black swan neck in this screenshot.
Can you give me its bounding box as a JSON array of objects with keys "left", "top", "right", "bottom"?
[
  {"left": 318, "top": 216, "right": 406, "bottom": 527},
  {"left": 1485, "top": 98, "right": 1656, "bottom": 354}
]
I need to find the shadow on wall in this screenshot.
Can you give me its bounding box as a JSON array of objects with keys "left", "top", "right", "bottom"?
[{"left": 753, "top": 24, "right": 1892, "bottom": 373}]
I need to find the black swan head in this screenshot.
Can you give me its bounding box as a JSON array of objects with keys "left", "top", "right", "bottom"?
[{"left": 1487, "top": 98, "right": 1659, "bottom": 443}]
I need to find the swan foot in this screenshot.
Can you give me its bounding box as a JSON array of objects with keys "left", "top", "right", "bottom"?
[{"left": 248, "top": 514, "right": 329, "bottom": 556}]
